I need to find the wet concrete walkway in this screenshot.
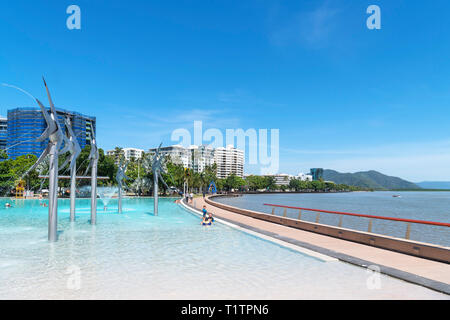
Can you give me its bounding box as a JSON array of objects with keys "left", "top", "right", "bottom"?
[{"left": 185, "top": 196, "right": 450, "bottom": 294}]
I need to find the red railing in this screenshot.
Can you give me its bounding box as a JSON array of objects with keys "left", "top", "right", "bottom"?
[{"left": 263, "top": 203, "right": 450, "bottom": 240}]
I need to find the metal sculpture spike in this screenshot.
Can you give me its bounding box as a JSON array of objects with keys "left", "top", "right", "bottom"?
[
  {"left": 84, "top": 123, "right": 99, "bottom": 176},
  {"left": 60, "top": 117, "right": 81, "bottom": 172},
  {"left": 61, "top": 116, "right": 82, "bottom": 221},
  {"left": 21, "top": 87, "right": 62, "bottom": 178},
  {"left": 151, "top": 143, "right": 173, "bottom": 215},
  {"left": 116, "top": 157, "right": 130, "bottom": 213},
  {"left": 84, "top": 123, "right": 99, "bottom": 224}
]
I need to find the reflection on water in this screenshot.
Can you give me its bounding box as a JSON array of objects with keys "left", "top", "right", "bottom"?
[
  {"left": 215, "top": 192, "right": 450, "bottom": 247},
  {"left": 0, "top": 197, "right": 446, "bottom": 299}
]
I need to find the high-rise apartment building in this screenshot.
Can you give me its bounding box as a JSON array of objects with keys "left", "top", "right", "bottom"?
[
  {"left": 190, "top": 145, "right": 215, "bottom": 173},
  {"left": 6, "top": 107, "right": 96, "bottom": 159},
  {"left": 214, "top": 145, "right": 244, "bottom": 179},
  {"left": 0, "top": 116, "right": 7, "bottom": 151},
  {"left": 107, "top": 147, "right": 145, "bottom": 163},
  {"left": 148, "top": 145, "right": 191, "bottom": 169},
  {"left": 148, "top": 144, "right": 243, "bottom": 178},
  {"left": 310, "top": 168, "right": 324, "bottom": 181}
]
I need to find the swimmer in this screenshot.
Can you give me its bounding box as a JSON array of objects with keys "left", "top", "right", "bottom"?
[
  {"left": 5, "top": 202, "right": 11, "bottom": 208},
  {"left": 201, "top": 216, "right": 212, "bottom": 226},
  {"left": 208, "top": 212, "right": 214, "bottom": 223},
  {"left": 104, "top": 205, "right": 107, "bottom": 211}
]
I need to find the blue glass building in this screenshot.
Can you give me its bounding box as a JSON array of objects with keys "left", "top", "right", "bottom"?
[
  {"left": 7, "top": 107, "right": 96, "bottom": 159},
  {"left": 0, "top": 117, "right": 7, "bottom": 151},
  {"left": 310, "top": 168, "right": 324, "bottom": 181}
]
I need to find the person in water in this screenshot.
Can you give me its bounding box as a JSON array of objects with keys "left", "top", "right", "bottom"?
[
  {"left": 201, "top": 212, "right": 214, "bottom": 226},
  {"left": 5, "top": 202, "right": 11, "bottom": 208},
  {"left": 201, "top": 216, "right": 212, "bottom": 226}
]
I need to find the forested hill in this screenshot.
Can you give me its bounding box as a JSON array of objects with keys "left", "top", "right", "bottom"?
[{"left": 322, "top": 170, "right": 421, "bottom": 190}]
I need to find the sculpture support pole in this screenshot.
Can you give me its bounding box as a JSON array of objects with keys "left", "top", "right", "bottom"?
[
  {"left": 118, "top": 186, "right": 122, "bottom": 213},
  {"left": 48, "top": 143, "right": 58, "bottom": 242},
  {"left": 90, "top": 158, "right": 98, "bottom": 225},
  {"left": 70, "top": 163, "right": 76, "bottom": 222},
  {"left": 154, "top": 172, "right": 158, "bottom": 215}
]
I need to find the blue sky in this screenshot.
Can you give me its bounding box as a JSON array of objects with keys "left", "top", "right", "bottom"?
[{"left": 1, "top": 0, "right": 450, "bottom": 181}]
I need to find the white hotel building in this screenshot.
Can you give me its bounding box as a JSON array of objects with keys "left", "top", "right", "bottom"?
[
  {"left": 263, "top": 173, "right": 313, "bottom": 186},
  {"left": 148, "top": 144, "right": 244, "bottom": 178},
  {"left": 107, "top": 147, "right": 145, "bottom": 163},
  {"left": 214, "top": 145, "right": 244, "bottom": 179}
]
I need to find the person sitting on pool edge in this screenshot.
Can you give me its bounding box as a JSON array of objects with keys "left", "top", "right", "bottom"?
[{"left": 202, "top": 205, "right": 207, "bottom": 217}]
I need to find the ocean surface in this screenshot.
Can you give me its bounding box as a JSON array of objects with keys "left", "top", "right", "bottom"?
[{"left": 214, "top": 191, "right": 450, "bottom": 247}]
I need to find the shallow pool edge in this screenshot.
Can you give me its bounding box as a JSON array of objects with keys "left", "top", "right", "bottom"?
[
  {"left": 179, "top": 199, "right": 337, "bottom": 262},
  {"left": 180, "top": 200, "right": 450, "bottom": 296}
]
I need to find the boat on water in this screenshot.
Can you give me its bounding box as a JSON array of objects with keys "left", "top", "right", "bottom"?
[{"left": 392, "top": 195, "right": 401, "bottom": 198}]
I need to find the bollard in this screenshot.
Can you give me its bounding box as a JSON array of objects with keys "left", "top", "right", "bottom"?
[
  {"left": 283, "top": 208, "right": 287, "bottom": 217},
  {"left": 297, "top": 209, "right": 302, "bottom": 220},
  {"left": 315, "top": 212, "right": 320, "bottom": 223},
  {"left": 338, "top": 216, "right": 343, "bottom": 228},
  {"left": 271, "top": 207, "right": 275, "bottom": 215}
]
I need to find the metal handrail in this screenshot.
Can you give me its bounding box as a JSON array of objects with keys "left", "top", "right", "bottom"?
[
  {"left": 264, "top": 203, "right": 450, "bottom": 240},
  {"left": 263, "top": 203, "right": 450, "bottom": 227}
]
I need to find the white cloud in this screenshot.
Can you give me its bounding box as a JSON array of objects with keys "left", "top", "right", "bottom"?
[{"left": 268, "top": 1, "right": 341, "bottom": 48}]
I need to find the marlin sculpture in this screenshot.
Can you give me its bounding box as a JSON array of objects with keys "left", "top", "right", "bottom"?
[{"left": 21, "top": 78, "right": 68, "bottom": 241}]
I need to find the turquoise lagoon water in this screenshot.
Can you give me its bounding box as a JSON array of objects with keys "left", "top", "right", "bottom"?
[
  {"left": 0, "top": 197, "right": 447, "bottom": 299},
  {"left": 215, "top": 192, "right": 450, "bottom": 247}
]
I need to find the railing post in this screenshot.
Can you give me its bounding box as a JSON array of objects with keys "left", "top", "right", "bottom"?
[
  {"left": 368, "top": 219, "right": 373, "bottom": 233},
  {"left": 271, "top": 207, "right": 275, "bottom": 215},
  {"left": 298, "top": 209, "right": 302, "bottom": 220},
  {"left": 283, "top": 208, "right": 287, "bottom": 217},
  {"left": 405, "top": 222, "right": 411, "bottom": 240},
  {"left": 315, "top": 212, "right": 320, "bottom": 223},
  {"left": 338, "top": 216, "right": 343, "bottom": 228}
]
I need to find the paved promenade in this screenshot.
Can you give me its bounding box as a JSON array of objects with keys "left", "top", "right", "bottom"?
[{"left": 188, "top": 196, "right": 450, "bottom": 294}]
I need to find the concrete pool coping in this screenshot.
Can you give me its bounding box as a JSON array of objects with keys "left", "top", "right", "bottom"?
[{"left": 183, "top": 197, "right": 450, "bottom": 296}]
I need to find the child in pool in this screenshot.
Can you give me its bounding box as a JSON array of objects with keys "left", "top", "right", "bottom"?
[{"left": 201, "top": 216, "right": 212, "bottom": 226}]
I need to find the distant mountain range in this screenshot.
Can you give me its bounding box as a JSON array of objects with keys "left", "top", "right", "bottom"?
[
  {"left": 322, "top": 169, "right": 421, "bottom": 190},
  {"left": 416, "top": 181, "right": 450, "bottom": 190}
]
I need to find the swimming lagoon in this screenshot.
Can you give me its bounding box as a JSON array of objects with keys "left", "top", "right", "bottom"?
[{"left": 0, "top": 197, "right": 446, "bottom": 299}]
